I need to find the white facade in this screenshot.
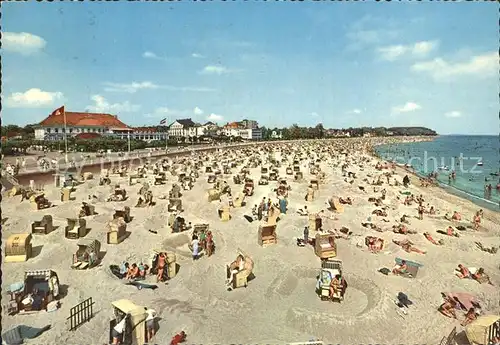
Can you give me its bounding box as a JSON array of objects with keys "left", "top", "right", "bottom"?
[
  {"left": 35, "top": 126, "right": 116, "bottom": 140},
  {"left": 168, "top": 121, "right": 188, "bottom": 137},
  {"left": 168, "top": 120, "right": 217, "bottom": 138},
  {"left": 224, "top": 128, "right": 262, "bottom": 140}
]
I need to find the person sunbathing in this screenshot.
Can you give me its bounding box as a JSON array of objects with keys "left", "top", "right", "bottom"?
[
  {"left": 339, "top": 197, "right": 353, "bottom": 205},
  {"left": 393, "top": 239, "right": 426, "bottom": 254},
  {"left": 400, "top": 214, "right": 410, "bottom": 224},
  {"left": 424, "top": 232, "right": 443, "bottom": 245},
  {"left": 392, "top": 260, "right": 408, "bottom": 275},
  {"left": 126, "top": 263, "right": 140, "bottom": 280},
  {"left": 438, "top": 297, "right": 458, "bottom": 319},
  {"left": 472, "top": 268, "right": 493, "bottom": 285},
  {"left": 475, "top": 241, "right": 498, "bottom": 254},
  {"left": 329, "top": 228, "right": 351, "bottom": 240},
  {"left": 392, "top": 224, "right": 416, "bottom": 235},
  {"left": 452, "top": 211, "right": 461, "bottom": 221},
  {"left": 372, "top": 209, "right": 387, "bottom": 217},
  {"left": 367, "top": 237, "right": 383, "bottom": 253},
  {"left": 455, "top": 264, "right": 471, "bottom": 279},
  {"left": 461, "top": 307, "right": 477, "bottom": 326},
  {"left": 437, "top": 226, "right": 459, "bottom": 237},
  {"left": 226, "top": 255, "right": 245, "bottom": 288}
]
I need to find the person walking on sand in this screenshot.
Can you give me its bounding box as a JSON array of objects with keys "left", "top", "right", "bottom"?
[
  {"left": 417, "top": 204, "right": 424, "bottom": 220},
  {"left": 473, "top": 211, "right": 481, "bottom": 230},
  {"left": 145, "top": 307, "right": 158, "bottom": 343},
  {"left": 191, "top": 235, "right": 199, "bottom": 260}
]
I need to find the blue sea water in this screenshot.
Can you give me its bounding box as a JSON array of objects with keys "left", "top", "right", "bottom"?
[{"left": 375, "top": 135, "right": 499, "bottom": 211}]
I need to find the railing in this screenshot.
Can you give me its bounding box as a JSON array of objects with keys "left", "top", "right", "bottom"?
[{"left": 67, "top": 297, "right": 95, "bottom": 331}]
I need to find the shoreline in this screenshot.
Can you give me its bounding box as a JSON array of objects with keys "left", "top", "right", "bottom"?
[{"left": 372, "top": 140, "right": 499, "bottom": 213}]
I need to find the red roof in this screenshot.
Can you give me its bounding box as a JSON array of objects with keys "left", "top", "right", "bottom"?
[
  {"left": 224, "top": 122, "right": 240, "bottom": 129},
  {"left": 39, "top": 111, "right": 129, "bottom": 129}
]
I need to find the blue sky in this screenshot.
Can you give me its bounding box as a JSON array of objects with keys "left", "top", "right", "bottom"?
[{"left": 2, "top": 2, "right": 498, "bottom": 134}]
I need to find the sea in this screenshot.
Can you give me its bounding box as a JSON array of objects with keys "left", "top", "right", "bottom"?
[{"left": 374, "top": 135, "right": 500, "bottom": 212}]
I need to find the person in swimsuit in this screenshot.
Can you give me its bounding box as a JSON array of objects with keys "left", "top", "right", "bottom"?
[
  {"left": 329, "top": 274, "right": 341, "bottom": 300},
  {"left": 156, "top": 253, "right": 166, "bottom": 282},
  {"left": 392, "top": 260, "right": 408, "bottom": 275},
  {"left": 126, "top": 264, "right": 139, "bottom": 280},
  {"left": 473, "top": 212, "right": 481, "bottom": 230},
  {"left": 424, "top": 232, "right": 443, "bottom": 245},
  {"left": 417, "top": 205, "right": 424, "bottom": 220},
  {"left": 206, "top": 231, "right": 214, "bottom": 257},
  {"left": 461, "top": 307, "right": 477, "bottom": 326},
  {"left": 226, "top": 255, "right": 245, "bottom": 288},
  {"left": 455, "top": 264, "right": 471, "bottom": 279},
  {"left": 438, "top": 296, "right": 458, "bottom": 319}
]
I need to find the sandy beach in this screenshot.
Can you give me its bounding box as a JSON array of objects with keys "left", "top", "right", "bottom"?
[{"left": 2, "top": 137, "right": 499, "bottom": 345}]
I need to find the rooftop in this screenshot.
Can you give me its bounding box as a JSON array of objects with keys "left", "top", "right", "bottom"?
[{"left": 39, "top": 111, "right": 129, "bottom": 129}]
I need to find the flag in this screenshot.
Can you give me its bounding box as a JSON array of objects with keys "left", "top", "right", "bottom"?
[
  {"left": 51, "top": 106, "right": 65, "bottom": 116},
  {"left": 159, "top": 118, "right": 167, "bottom": 125}
]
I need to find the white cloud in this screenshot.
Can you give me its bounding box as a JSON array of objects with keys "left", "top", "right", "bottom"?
[
  {"left": 143, "top": 51, "right": 159, "bottom": 59},
  {"left": 207, "top": 113, "right": 223, "bottom": 121},
  {"left": 351, "top": 109, "right": 362, "bottom": 114},
  {"left": 103, "top": 81, "right": 216, "bottom": 93},
  {"left": 444, "top": 111, "right": 462, "bottom": 118},
  {"left": 103, "top": 81, "right": 160, "bottom": 93},
  {"left": 85, "top": 95, "right": 140, "bottom": 113},
  {"left": 311, "top": 112, "right": 319, "bottom": 117},
  {"left": 2, "top": 32, "right": 46, "bottom": 55},
  {"left": 192, "top": 53, "right": 205, "bottom": 58},
  {"left": 411, "top": 51, "right": 497, "bottom": 80},
  {"left": 377, "top": 40, "right": 438, "bottom": 61},
  {"left": 194, "top": 107, "right": 204, "bottom": 115},
  {"left": 152, "top": 107, "right": 192, "bottom": 118},
  {"left": 199, "top": 65, "right": 231, "bottom": 75},
  {"left": 4, "top": 88, "right": 63, "bottom": 108},
  {"left": 391, "top": 102, "right": 421, "bottom": 114}
]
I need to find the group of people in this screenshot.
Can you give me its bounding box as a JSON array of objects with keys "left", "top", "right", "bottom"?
[
  {"left": 119, "top": 262, "right": 150, "bottom": 280},
  {"left": 455, "top": 264, "right": 493, "bottom": 285},
  {"left": 438, "top": 294, "right": 481, "bottom": 327},
  {"left": 191, "top": 227, "right": 215, "bottom": 260}
]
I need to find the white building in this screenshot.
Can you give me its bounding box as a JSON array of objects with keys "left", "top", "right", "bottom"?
[
  {"left": 128, "top": 127, "right": 168, "bottom": 142},
  {"left": 168, "top": 119, "right": 197, "bottom": 137},
  {"left": 34, "top": 110, "right": 132, "bottom": 140},
  {"left": 223, "top": 128, "right": 262, "bottom": 140}
]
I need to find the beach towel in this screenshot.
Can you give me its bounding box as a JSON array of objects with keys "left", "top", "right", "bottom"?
[{"left": 7, "top": 282, "right": 24, "bottom": 293}]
